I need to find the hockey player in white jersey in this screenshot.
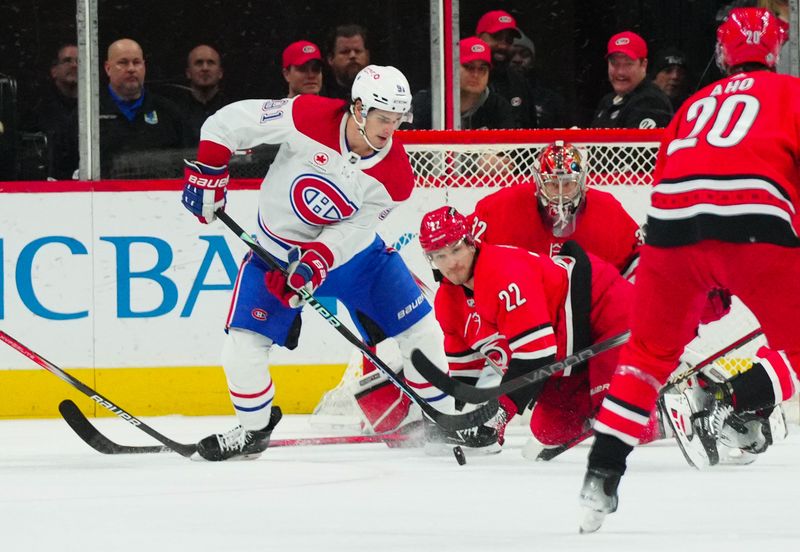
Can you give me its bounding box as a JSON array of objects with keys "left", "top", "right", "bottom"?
[{"left": 181, "top": 65, "right": 497, "bottom": 460}]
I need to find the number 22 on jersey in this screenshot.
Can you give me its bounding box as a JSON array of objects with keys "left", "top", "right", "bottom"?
[{"left": 499, "top": 283, "right": 526, "bottom": 311}]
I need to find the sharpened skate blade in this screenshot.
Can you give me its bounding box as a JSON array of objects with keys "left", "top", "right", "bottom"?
[{"left": 579, "top": 508, "right": 606, "bottom": 534}]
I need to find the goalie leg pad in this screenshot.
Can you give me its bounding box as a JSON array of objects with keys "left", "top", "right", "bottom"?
[
  {"left": 222, "top": 328, "right": 276, "bottom": 430},
  {"left": 354, "top": 370, "right": 415, "bottom": 433},
  {"left": 395, "top": 312, "right": 456, "bottom": 414}
]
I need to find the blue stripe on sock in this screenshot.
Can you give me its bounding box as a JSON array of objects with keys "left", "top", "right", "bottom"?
[{"left": 233, "top": 397, "right": 273, "bottom": 412}]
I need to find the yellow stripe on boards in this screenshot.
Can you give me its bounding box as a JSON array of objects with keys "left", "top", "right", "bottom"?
[{"left": 0, "top": 364, "right": 348, "bottom": 419}]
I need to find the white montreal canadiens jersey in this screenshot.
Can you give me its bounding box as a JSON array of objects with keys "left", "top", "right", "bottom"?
[{"left": 200, "top": 95, "right": 415, "bottom": 269}]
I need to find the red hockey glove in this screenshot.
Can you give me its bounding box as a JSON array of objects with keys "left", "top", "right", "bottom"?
[
  {"left": 264, "top": 248, "right": 329, "bottom": 309},
  {"left": 265, "top": 270, "right": 298, "bottom": 308},
  {"left": 182, "top": 160, "right": 229, "bottom": 224}
]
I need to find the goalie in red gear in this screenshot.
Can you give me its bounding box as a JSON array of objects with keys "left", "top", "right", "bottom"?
[
  {"left": 580, "top": 7, "right": 800, "bottom": 533},
  {"left": 469, "top": 140, "right": 642, "bottom": 279},
  {"left": 419, "top": 206, "right": 663, "bottom": 450}
]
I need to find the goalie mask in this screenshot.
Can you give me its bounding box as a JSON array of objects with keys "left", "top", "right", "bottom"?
[
  {"left": 533, "top": 141, "right": 588, "bottom": 237},
  {"left": 715, "top": 7, "right": 787, "bottom": 73}
]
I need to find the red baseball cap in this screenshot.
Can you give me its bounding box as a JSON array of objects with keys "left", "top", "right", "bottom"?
[
  {"left": 606, "top": 31, "right": 648, "bottom": 60},
  {"left": 282, "top": 40, "right": 322, "bottom": 69},
  {"left": 460, "top": 37, "right": 492, "bottom": 66},
  {"left": 475, "top": 10, "right": 521, "bottom": 37}
]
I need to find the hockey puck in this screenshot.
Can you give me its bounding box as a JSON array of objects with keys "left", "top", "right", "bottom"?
[{"left": 453, "top": 446, "right": 467, "bottom": 465}]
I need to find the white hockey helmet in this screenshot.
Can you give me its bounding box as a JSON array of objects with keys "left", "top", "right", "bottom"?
[{"left": 351, "top": 65, "right": 412, "bottom": 116}]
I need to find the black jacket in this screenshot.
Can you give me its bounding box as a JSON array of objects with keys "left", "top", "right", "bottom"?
[
  {"left": 53, "top": 88, "right": 191, "bottom": 179},
  {"left": 411, "top": 88, "right": 516, "bottom": 130},
  {"left": 591, "top": 80, "right": 673, "bottom": 129}
]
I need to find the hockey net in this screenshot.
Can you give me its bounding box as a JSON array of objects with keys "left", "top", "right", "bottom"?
[{"left": 310, "top": 128, "right": 797, "bottom": 428}]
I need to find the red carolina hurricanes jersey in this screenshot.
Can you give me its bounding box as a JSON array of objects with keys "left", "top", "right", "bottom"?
[
  {"left": 434, "top": 244, "right": 568, "bottom": 377},
  {"left": 648, "top": 69, "right": 800, "bottom": 247},
  {"left": 469, "top": 184, "right": 642, "bottom": 277}
]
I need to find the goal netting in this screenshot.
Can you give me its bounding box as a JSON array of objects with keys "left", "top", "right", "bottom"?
[{"left": 310, "top": 128, "right": 797, "bottom": 428}]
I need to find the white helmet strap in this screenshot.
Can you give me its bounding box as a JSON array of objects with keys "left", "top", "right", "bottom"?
[{"left": 350, "top": 103, "right": 386, "bottom": 152}]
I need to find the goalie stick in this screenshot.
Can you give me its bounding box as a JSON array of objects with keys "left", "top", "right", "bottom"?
[
  {"left": 0, "top": 331, "right": 196, "bottom": 458},
  {"left": 412, "top": 326, "right": 764, "bottom": 405},
  {"left": 58, "top": 399, "right": 420, "bottom": 455},
  {"left": 214, "top": 209, "right": 498, "bottom": 431}
]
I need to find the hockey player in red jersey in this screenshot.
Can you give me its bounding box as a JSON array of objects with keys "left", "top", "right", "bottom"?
[
  {"left": 181, "top": 65, "right": 497, "bottom": 461},
  {"left": 419, "top": 206, "right": 664, "bottom": 451},
  {"left": 579, "top": 8, "right": 800, "bottom": 533},
  {"left": 469, "top": 141, "right": 643, "bottom": 278}
]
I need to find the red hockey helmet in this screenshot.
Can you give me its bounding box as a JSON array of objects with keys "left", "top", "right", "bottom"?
[
  {"left": 716, "top": 7, "right": 787, "bottom": 72},
  {"left": 533, "top": 141, "right": 587, "bottom": 236},
  {"left": 419, "top": 206, "right": 472, "bottom": 254}
]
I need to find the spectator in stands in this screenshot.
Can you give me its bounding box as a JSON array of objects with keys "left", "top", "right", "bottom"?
[
  {"left": 591, "top": 31, "right": 673, "bottom": 129},
  {"left": 282, "top": 40, "right": 323, "bottom": 98},
  {"left": 509, "top": 31, "right": 569, "bottom": 128},
  {"left": 99, "top": 38, "right": 190, "bottom": 176},
  {"left": 55, "top": 38, "right": 190, "bottom": 179},
  {"left": 171, "top": 44, "right": 227, "bottom": 144},
  {"left": 412, "top": 36, "right": 515, "bottom": 130},
  {"left": 323, "top": 24, "right": 370, "bottom": 100},
  {"left": 651, "top": 48, "right": 691, "bottom": 111},
  {"left": 476, "top": 9, "right": 538, "bottom": 129},
  {"left": 23, "top": 44, "right": 78, "bottom": 137}
]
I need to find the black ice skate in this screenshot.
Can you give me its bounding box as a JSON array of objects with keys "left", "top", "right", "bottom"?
[
  {"left": 423, "top": 419, "right": 500, "bottom": 455},
  {"left": 196, "top": 406, "right": 283, "bottom": 461},
  {"left": 579, "top": 467, "right": 621, "bottom": 534}
]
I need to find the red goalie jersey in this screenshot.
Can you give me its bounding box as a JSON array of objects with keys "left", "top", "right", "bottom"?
[{"left": 469, "top": 184, "right": 643, "bottom": 278}]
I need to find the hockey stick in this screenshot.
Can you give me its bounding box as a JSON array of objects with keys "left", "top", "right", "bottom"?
[
  {"left": 663, "top": 327, "right": 763, "bottom": 388},
  {"left": 411, "top": 331, "right": 632, "bottom": 404},
  {"left": 412, "top": 323, "right": 765, "bottom": 405},
  {"left": 58, "top": 399, "right": 420, "bottom": 455},
  {"left": 214, "top": 209, "right": 498, "bottom": 430},
  {"left": 0, "top": 331, "right": 197, "bottom": 458},
  {"left": 522, "top": 428, "right": 594, "bottom": 462}
]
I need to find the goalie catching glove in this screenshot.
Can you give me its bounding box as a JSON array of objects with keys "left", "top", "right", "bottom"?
[
  {"left": 265, "top": 247, "right": 329, "bottom": 308},
  {"left": 182, "top": 160, "right": 229, "bottom": 224}
]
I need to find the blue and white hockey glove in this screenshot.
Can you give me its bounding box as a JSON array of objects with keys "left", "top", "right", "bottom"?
[{"left": 182, "top": 160, "right": 229, "bottom": 224}]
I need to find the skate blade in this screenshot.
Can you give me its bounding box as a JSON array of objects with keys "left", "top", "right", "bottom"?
[{"left": 579, "top": 507, "right": 607, "bottom": 534}]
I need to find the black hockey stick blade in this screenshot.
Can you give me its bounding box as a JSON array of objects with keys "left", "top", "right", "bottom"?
[
  {"left": 0, "top": 330, "right": 197, "bottom": 458},
  {"left": 214, "top": 210, "right": 497, "bottom": 430},
  {"left": 60, "top": 399, "right": 423, "bottom": 455},
  {"left": 411, "top": 331, "right": 631, "bottom": 404},
  {"left": 535, "top": 429, "right": 593, "bottom": 461},
  {"left": 59, "top": 400, "right": 183, "bottom": 455}
]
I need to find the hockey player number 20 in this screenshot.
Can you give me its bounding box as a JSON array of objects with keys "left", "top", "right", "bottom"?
[{"left": 667, "top": 93, "right": 760, "bottom": 156}]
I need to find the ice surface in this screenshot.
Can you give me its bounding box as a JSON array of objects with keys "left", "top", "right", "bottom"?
[{"left": 0, "top": 414, "right": 798, "bottom": 551}]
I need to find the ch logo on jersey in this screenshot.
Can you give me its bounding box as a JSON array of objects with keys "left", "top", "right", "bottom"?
[
  {"left": 251, "top": 308, "right": 268, "bottom": 321},
  {"left": 290, "top": 174, "right": 357, "bottom": 226}
]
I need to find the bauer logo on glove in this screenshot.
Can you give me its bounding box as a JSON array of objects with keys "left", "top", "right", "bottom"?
[{"left": 182, "top": 159, "right": 230, "bottom": 224}]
